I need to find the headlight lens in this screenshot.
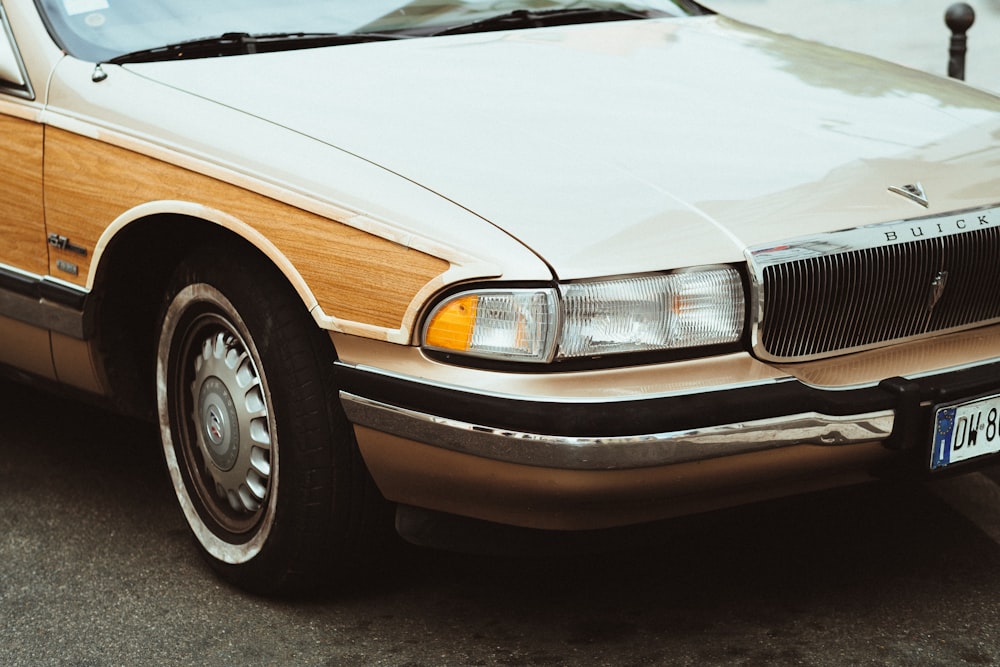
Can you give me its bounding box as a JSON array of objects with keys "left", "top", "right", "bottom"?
[
  {"left": 422, "top": 267, "right": 744, "bottom": 363},
  {"left": 558, "top": 268, "right": 745, "bottom": 358}
]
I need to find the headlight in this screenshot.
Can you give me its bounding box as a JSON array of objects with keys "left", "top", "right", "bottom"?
[
  {"left": 558, "top": 268, "right": 745, "bottom": 358},
  {"left": 422, "top": 267, "right": 744, "bottom": 363}
]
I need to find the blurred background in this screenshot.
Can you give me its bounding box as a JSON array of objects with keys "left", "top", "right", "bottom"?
[{"left": 705, "top": 0, "right": 1000, "bottom": 91}]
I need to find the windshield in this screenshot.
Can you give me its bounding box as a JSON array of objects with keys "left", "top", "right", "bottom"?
[{"left": 35, "top": 0, "right": 705, "bottom": 62}]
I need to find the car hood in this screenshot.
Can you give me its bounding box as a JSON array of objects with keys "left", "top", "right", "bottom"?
[{"left": 127, "top": 16, "right": 1000, "bottom": 280}]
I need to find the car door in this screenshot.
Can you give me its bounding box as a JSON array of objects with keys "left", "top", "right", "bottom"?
[{"left": 0, "top": 2, "right": 52, "bottom": 379}]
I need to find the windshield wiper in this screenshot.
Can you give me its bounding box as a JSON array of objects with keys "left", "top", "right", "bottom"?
[
  {"left": 431, "top": 7, "right": 657, "bottom": 37},
  {"left": 107, "top": 31, "right": 406, "bottom": 65}
]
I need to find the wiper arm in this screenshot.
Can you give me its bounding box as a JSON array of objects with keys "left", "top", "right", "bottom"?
[
  {"left": 431, "top": 7, "right": 656, "bottom": 37},
  {"left": 107, "top": 31, "right": 406, "bottom": 65}
]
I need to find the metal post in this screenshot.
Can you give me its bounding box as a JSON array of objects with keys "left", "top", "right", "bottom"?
[{"left": 946, "top": 3, "right": 975, "bottom": 80}]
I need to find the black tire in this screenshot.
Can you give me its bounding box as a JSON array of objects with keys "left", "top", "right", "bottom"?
[{"left": 155, "top": 245, "right": 390, "bottom": 595}]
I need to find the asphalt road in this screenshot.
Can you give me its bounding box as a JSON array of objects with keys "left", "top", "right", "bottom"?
[{"left": 5, "top": 376, "right": 1000, "bottom": 666}]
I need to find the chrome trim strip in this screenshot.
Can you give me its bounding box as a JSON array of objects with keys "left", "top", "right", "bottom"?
[
  {"left": 41, "top": 273, "right": 91, "bottom": 293},
  {"left": 340, "top": 392, "right": 895, "bottom": 470},
  {"left": 748, "top": 204, "right": 1000, "bottom": 269},
  {"left": 0, "top": 2, "right": 34, "bottom": 100},
  {"left": 0, "top": 264, "right": 90, "bottom": 338},
  {"left": 0, "top": 262, "right": 45, "bottom": 282}
]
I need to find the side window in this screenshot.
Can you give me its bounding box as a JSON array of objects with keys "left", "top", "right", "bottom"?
[{"left": 0, "top": 3, "right": 32, "bottom": 98}]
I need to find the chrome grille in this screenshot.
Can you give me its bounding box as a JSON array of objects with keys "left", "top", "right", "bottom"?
[{"left": 755, "top": 222, "right": 1000, "bottom": 361}]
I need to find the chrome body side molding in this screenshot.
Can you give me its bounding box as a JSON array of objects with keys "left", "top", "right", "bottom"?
[{"left": 0, "top": 265, "right": 89, "bottom": 339}]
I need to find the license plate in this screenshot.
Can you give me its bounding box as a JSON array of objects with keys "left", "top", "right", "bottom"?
[{"left": 931, "top": 393, "right": 1000, "bottom": 469}]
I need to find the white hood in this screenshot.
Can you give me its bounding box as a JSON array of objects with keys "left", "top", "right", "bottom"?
[{"left": 127, "top": 15, "right": 1000, "bottom": 279}]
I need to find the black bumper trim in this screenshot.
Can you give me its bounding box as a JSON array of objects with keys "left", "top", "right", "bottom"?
[{"left": 334, "top": 359, "right": 1000, "bottom": 440}]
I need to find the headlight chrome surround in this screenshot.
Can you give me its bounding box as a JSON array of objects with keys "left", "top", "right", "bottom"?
[{"left": 422, "top": 266, "right": 745, "bottom": 364}]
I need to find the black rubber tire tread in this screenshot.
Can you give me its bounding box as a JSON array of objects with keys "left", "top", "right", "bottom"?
[{"left": 159, "top": 244, "right": 393, "bottom": 596}]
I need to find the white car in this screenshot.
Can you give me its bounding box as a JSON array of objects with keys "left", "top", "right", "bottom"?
[{"left": 3, "top": 0, "right": 1000, "bottom": 594}]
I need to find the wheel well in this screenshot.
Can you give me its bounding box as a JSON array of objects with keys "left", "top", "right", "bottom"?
[{"left": 90, "top": 215, "right": 297, "bottom": 420}]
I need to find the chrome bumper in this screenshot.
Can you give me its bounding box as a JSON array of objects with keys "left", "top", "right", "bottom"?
[{"left": 340, "top": 391, "right": 895, "bottom": 471}]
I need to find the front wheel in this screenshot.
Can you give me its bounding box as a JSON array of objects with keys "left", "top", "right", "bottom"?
[{"left": 156, "top": 248, "right": 388, "bottom": 594}]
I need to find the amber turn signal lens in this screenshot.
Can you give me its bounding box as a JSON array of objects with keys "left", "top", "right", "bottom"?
[{"left": 424, "top": 294, "right": 479, "bottom": 352}]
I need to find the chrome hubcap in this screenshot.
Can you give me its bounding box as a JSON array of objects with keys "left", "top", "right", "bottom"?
[{"left": 190, "top": 330, "right": 272, "bottom": 521}]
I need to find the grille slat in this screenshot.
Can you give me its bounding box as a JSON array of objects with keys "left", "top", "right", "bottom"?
[{"left": 758, "top": 225, "right": 1000, "bottom": 360}]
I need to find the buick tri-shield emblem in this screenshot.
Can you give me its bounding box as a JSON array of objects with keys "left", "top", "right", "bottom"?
[
  {"left": 888, "top": 182, "right": 929, "bottom": 207},
  {"left": 926, "top": 270, "right": 949, "bottom": 312}
]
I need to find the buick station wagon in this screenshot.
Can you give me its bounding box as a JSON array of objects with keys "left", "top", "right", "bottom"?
[{"left": 3, "top": 0, "right": 1000, "bottom": 593}]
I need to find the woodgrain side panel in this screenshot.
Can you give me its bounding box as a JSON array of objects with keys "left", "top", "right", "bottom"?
[
  {"left": 44, "top": 128, "right": 449, "bottom": 330},
  {"left": 0, "top": 114, "right": 45, "bottom": 276}
]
